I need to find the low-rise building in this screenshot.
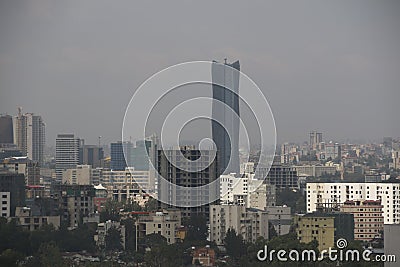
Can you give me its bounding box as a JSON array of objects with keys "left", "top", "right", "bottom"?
[
  {"left": 265, "top": 206, "right": 292, "bottom": 236},
  {"left": 294, "top": 214, "right": 335, "bottom": 251},
  {"left": 11, "top": 206, "right": 60, "bottom": 231},
  {"left": 210, "top": 205, "right": 269, "bottom": 246},
  {"left": 94, "top": 220, "right": 126, "bottom": 249},
  {"left": 192, "top": 246, "right": 216, "bottom": 267},
  {"left": 136, "top": 209, "right": 182, "bottom": 244},
  {"left": 51, "top": 184, "right": 95, "bottom": 228}
]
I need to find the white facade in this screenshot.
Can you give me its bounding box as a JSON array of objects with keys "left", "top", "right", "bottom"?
[
  {"left": 306, "top": 183, "right": 400, "bottom": 224},
  {"left": 220, "top": 173, "right": 248, "bottom": 205},
  {"left": 55, "top": 134, "right": 81, "bottom": 182}
]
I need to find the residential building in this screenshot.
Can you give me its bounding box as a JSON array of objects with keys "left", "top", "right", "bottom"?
[
  {"left": 220, "top": 173, "right": 276, "bottom": 209},
  {"left": 95, "top": 220, "right": 126, "bottom": 249},
  {"left": 157, "top": 147, "right": 218, "bottom": 219},
  {"left": 210, "top": 205, "right": 269, "bottom": 246},
  {"left": 51, "top": 184, "right": 95, "bottom": 228},
  {"left": 13, "top": 109, "right": 45, "bottom": 164},
  {"left": 265, "top": 206, "right": 292, "bottom": 236},
  {"left": 294, "top": 165, "right": 337, "bottom": 177},
  {"left": 340, "top": 200, "right": 383, "bottom": 242},
  {"left": 212, "top": 60, "right": 240, "bottom": 175},
  {"left": 255, "top": 163, "right": 299, "bottom": 189},
  {"left": 2, "top": 156, "right": 40, "bottom": 185},
  {"left": 136, "top": 209, "right": 182, "bottom": 244},
  {"left": 294, "top": 214, "right": 335, "bottom": 251},
  {"left": 11, "top": 206, "right": 60, "bottom": 231},
  {"left": 306, "top": 182, "right": 400, "bottom": 224},
  {"left": 249, "top": 181, "right": 276, "bottom": 210}
]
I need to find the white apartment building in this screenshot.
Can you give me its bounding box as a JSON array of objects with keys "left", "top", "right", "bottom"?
[
  {"left": 306, "top": 182, "right": 400, "bottom": 224},
  {"left": 210, "top": 205, "right": 269, "bottom": 245},
  {"left": 220, "top": 173, "right": 276, "bottom": 210},
  {"left": 220, "top": 173, "right": 248, "bottom": 206}
]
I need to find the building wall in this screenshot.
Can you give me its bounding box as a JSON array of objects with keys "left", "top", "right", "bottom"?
[
  {"left": 294, "top": 215, "right": 335, "bottom": 251},
  {"left": 265, "top": 206, "right": 292, "bottom": 236},
  {"left": 0, "top": 192, "right": 11, "bottom": 217},
  {"left": 307, "top": 183, "right": 400, "bottom": 224},
  {"left": 56, "top": 134, "right": 81, "bottom": 182},
  {"left": 384, "top": 224, "right": 400, "bottom": 267},
  {"left": 340, "top": 200, "right": 383, "bottom": 242},
  {"left": 0, "top": 115, "right": 14, "bottom": 144},
  {"left": 210, "top": 205, "right": 269, "bottom": 245}
]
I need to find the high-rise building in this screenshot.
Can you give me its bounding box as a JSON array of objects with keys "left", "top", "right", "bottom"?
[
  {"left": 81, "top": 145, "right": 104, "bottom": 168},
  {"left": 0, "top": 114, "right": 14, "bottom": 144},
  {"left": 132, "top": 140, "right": 151, "bottom": 171},
  {"left": 309, "top": 131, "right": 322, "bottom": 151},
  {"left": 14, "top": 108, "right": 45, "bottom": 164},
  {"left": 157, "top": 146, "right": 218, "bottom": 219},
  {"left": 55, "top": 134, "right": 82, "bottom": 182},
  {"left": 212, "top": 60, "right": 240, "bottom": 176},
  {"left": 110, "top": 141, "right": 133, "bottom": 171}
]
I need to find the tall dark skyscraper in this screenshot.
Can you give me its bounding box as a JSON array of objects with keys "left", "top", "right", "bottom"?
[
  {"left": 110, "top": 141, "right": 132, "bottom": 171},
  {"left": 212, "top": 60, "right": 240, "bottom": 176},
  {"left": 0, "top": 115, "right": 14, "bottom": 144}
]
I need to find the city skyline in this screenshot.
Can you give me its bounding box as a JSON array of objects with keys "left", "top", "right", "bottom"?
[{"left": 1, "top": 1, "right": 400, "bottom": 145}]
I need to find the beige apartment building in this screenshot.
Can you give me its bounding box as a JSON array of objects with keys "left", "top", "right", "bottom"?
[{"left": 340, "top": 200, "right": 383, "bottom": 242}]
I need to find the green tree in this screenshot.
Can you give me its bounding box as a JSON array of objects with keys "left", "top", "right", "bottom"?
[
  {"left": 105, "top": 226, "right": 123, "bottom": 251},
  {"left": 224, "top": 229, "right": 246, "bottom": 262},
  {"left": 100, "top": 200, "right": 122, "bottom": 222},
  {"left": 184, "top": 214, "right": 208, "bottom": 242},
  {"left": 144, "top": 197, "right": 159, "bottom": 211}
]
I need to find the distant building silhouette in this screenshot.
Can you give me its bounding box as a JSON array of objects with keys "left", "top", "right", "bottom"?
[{"left": 0, "top": 115, "right": 14, "bottom": 144}]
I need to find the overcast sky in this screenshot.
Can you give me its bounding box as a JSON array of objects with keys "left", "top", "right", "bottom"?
[{"left": 1, "top": 0, "right": 399, "bottom": 146}]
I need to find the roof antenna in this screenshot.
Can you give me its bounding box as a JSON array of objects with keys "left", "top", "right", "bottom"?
[{"left": 224, "top": 58, "right": 227, "bottom": 64}]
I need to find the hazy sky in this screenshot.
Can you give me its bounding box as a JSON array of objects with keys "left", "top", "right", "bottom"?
[{"left": 1, "top": 0, "right": 399, "bottom": 146}]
